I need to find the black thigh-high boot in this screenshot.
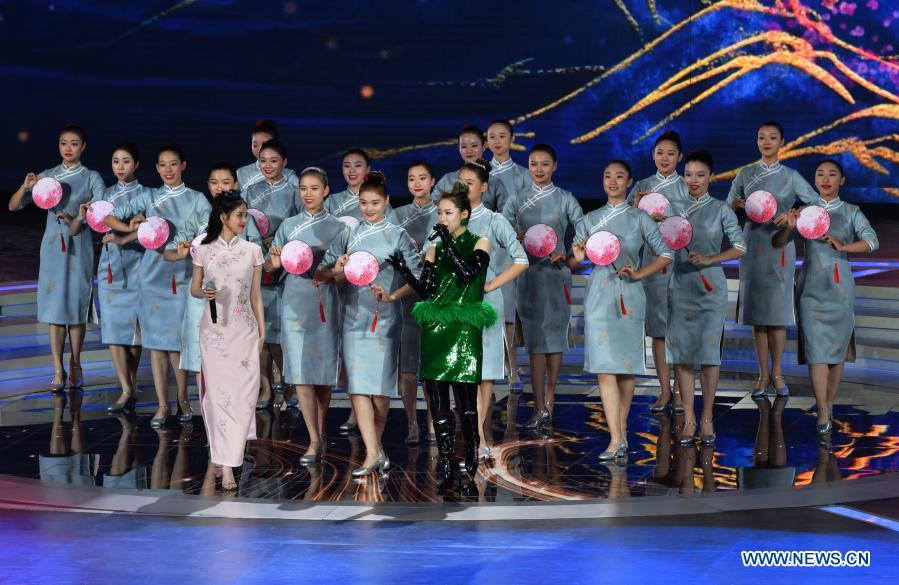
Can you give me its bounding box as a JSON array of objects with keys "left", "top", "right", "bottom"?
[
  {"left": 424, "top": 379, "right": 455, "bottom": 491},
  {"left": 452, "top": 382, "right": 480, "bottom": 481}
]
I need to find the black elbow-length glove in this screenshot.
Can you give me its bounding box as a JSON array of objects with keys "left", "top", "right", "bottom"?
[{"left": 386, "top": 252, "right": 436, "bottom": 299}]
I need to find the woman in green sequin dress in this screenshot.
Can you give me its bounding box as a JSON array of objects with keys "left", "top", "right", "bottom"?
[{"left": 389, "top": 183, "right": 496, "bottom": 491}]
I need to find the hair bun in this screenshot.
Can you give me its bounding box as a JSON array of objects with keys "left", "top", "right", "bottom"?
[
  {"left": 449, "top": 181, "right": 470, "bottom": 196},
  {"left": 366, "top": 170, "right": 386, "bottom": 184}
]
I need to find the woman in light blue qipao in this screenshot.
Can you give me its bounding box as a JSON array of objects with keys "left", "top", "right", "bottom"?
[
  {"left": 568, "top": 161, "right": 672, "bottom": 462},
  {"left": 486, "top": 119, "right": 531, "bottom": 385},
  {"left": 236, "top": 119, "right": 297, "bottom": 190},
  {"left": 773, "top": 160, "right": 878, "bottom": 436},
  {"left": 432, "top": 125, "right": 508, "bottom": 212},
  {"left": 246, "top": 140, "right": 298, "bottom": 407},
  {"left": 8, "top": 125, "right": 105, "bottom": 393},
  {"left": 104, "top": 145, "right": 211, "bottom": 428},
  {"left": 67, "top": 142, "right": 147, "bottom": 412},
  {"left": 267, "top": 167, "right": 347, "bottom": 465},
  {"left": 628, "top": 130, "right": 690, "bottom": 415},
  {"left": 726, "top": 121, "right": 817, "bottom": 397},
  {"left": 393, "top": 160, "right": 438, "bottom": 444},
  {"left": 503, "top": 144, "right": 584, "bottom": 430},
  {"left": 666, "top": 151, "right": 746, "bottom": 447},
  {"left": 454, "top": 159, "right": 528, "bottom": 460},
  {"left": 317, "top": 172, "right": 422, "bottom": 477},
  {"left": 325, "top": 148, "right": 394, "bottom": 222}
]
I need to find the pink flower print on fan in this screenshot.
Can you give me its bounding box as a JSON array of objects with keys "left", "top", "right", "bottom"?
[
  {"left": 585, "top": 230, "right": 621, "bottom": 266},
  {"left": 345, "top": 251, "right": 380, "bottom": 286},
  {"left": 523, "top": 223, "right": 557, "bottom": 257},
  {"left": 797, "top": 206, "right": 831, "bottom": 239},
  {"left": 33, "top": 177, "right": 63, "bottom": 209},
  {"left": 189, "top": 233, "right": 206, "bottom": 259},
  {"left": 137, "top": 216, "right": 170, "bottom": 249},
  {"left": 281, "top": 240, "right": 314, "bottom": 274},
  {"left": 637, "top": 192, "right": 671, "bottom": 217},
  {"left": 745, "top": 190, "right": 777, "bottom": 223},
  {"left": 248, "top": 209, "right": 270, "bottom": 236},
  {"left": 659, "top": 216, "right": 693, "bottom": 250},
  {"left": 86, "top": 200, "right": 114, "bottom": 232},
  {"left": 338, "top": 216, "right": 360, "bottom": 228}
]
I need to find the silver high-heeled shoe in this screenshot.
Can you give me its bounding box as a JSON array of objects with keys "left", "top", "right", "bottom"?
[
  {"left": 523, "top": 408, "right": 551, "bottom": 430},
  {"left": 299, "top": 442, "right": 324, "bottom": 465},
  {"left": 50, "top": 370, "right": 67, "bottom": 393},
  {"left": 700, "top": 417, "right": 716, "bottom": 445},
  {"left": 771, "top": 375, "right": 790, "bottom": 397},
  {"left": 377, "top": 448, "right": 390, "bottom": 473},
  {"left": 751, "top": 376, "right": 770, "bottom": 398},
  {"left": 816, "top": 420, "right": 833, "bottom": 435},
  {"left": 69, "top": 365, "right": 84, "bottom": 389},
  {"left": 598, "top": 440, "right": 628, "bottom": 461},
  {"left": 352, "top": 450, "right": 389, "bottom": 477},
  {"left": 477, "top": 445, "right": 490, "bottom": 462}
]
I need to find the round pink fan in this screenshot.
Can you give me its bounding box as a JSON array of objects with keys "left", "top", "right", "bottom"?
[
  {"left": 86, "top": 200, "right": 114, "bottom": 233},
  {"left": 797, "top": 205, "right": 831, "bottom": 240},
  {"left": 345, "top": 250, "right": 379, "bottom": 286},
  {"left": 638, "top": 192, "right": 671, "bottom": 216},
  {"left": 745, "top": 190, "right": 777, "bottom": 223},
  {"left": 281, "top": 240, "right": 314, "bottom": 275},
  {"left": 248, "top": 208, "right": 270, "bottom": 237},
  {"left": 338, "top": 216, "right": 360, "bottom": 228},
  {"left": 523, "top": 223, "right": 557, "bottom": 257},
  {"left": 137, "top": 216, "right": 170, "bottom": 250},
  {"left": 659, "top": 216, "right": 693, "bottom": 251},
  {"left": 189, "top": 233, "right": 206, "bottom": 260},
  {"left": 585, "top": 231, "right": 621, "bottom": 266},
  {"left": 33, "top": 177, "right": 63, "bottom": 210}
]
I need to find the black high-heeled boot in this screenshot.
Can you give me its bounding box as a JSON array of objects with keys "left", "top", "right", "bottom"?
[
  {"left": 453, "top": 382, "right": 480, "bottom": 480},
  {"left": 425, "top": 380, "right": 455, "bottom": 492}
]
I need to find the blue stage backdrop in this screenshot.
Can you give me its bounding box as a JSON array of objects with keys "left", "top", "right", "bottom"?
[{"left": 2, "top": 0, "right": 898, "bottom": 203}]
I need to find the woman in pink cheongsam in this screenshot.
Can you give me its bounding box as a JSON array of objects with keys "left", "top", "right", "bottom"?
[{"left": 191, "top": 193, "right": 265, "bottom": 491}]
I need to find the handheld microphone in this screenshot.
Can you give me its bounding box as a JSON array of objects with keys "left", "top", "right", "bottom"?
[
  {"left": 206, "top": 279, "right": 217, "bottom": 323},
  {"left": 427, "top": 229, "right": 439, "bottom": 242}
]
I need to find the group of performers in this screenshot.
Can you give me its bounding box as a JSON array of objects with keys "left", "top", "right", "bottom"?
[{"left": 8, "top": 118, "right": 879, "bottom": 492}]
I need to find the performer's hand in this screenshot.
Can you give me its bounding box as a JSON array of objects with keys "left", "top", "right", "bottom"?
[
  {"left": 258, "top": 331, "right": 265, "bottom": 354},
  {"left": 22, "top": 172, "right": 37, "bottom": 191},
  {"left": 370, "top": 284, "right": 393, "bottom": 302},
  {"left": 263, "top": 236, "right": 275, "bottom": 248},
  {"left": 175, "top": 241, "right": 191, "bottom": 260},
  {"left": 385, "top": 251, "right": 407, "bottom": 271},
  {"left": 651, "top": 212, "right": 666, "bottom": 222},
  {"left": 731, "top": 198, "right": 745, "bottom": 210},
  {"left": 688, "top": 252, "right": 710, "bottom": 267},
  {"left": 773, "top": 212, "right": 790, "bottom": 227},
  {"left": 333, "top": 254, "right": 349, "bottom": 273},
  {"left": 571, "top": 242, "right": 586, "bottom": 263},
  {"left": 268, "top": 246, "right": 282, "bottom": 270},
  {"left": 632, "top": 191, "right": 649, "bottom": 208},
  {"left": 76, "top": 203, "right": 90, "bottom": 222},
  {"left": 203, "top": 285, "right": 217, "bottom": 301},
  {"left": 784, "top": 208, "right": 798, "bottom": 230},
  {"left": 102, "top": 233, "right": 121, "bottom": 246},
  {"left": 433, "top": 222, "right": 451, "bottom": 244},
  {"left": 550, "top": 251, "right": 566, "bottom": 265},
  {"left": 312, "top": 269, "right": 330, "bottom": 287},
  {"left": 128, "top": 215, "right": 146, "bottom": 232},
  {"left": 484, "top": 279, "right": 497, "bottom": 293},
  {"left": 616, "top": 264, "right": 639, "bottom": 279},
  {"left": 824, "top": 234, "right": 845, "bottom": 252},
  {"left": 55, "top": 211, "right": 73, "bottom": 224}
]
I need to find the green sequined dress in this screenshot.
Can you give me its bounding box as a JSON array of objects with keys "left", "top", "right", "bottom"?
[{"left": 412, "top": 230, "right": 497, "bottom": 383}]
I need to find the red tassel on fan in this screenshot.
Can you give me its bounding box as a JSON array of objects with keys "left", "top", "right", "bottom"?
[
  {"left": 563, "top": 284, "right": 572, "bottom": 305},
  {"left": 780, "top": 247, "right": 785, "bottom": 268},
  {"left": 371, "top": 308, "right": 379, "bottom": 332},
  {"left": 833, "top": 262, "right": 840, "bottom": 284},
  {"left": 662, "top": 266, "right": 667, "bottom": 275},
  {"left": 107, "top": 263, "right": 113, "bottom": 284},
  {"left": 171, "top": 274, "right": 177, "bottom": 294},
  {"left": 319, "top": 300, "right": 326, "bottom": 323},
  {"left": 619, "top": 294, "right": 628, "bottom": 316},
  {"left": 701, "top": 274, "right": 714, "bottom": 292},
  {"left": 60, "top": 234, "right": 66, "bottom": 253},
  {"left": 263, "top": 271, "right": 273, "bottom": 285}
]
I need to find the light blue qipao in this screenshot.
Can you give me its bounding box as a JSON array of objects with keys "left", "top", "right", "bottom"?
[
  {"left": 433, "top": 171, "right": 508, "bottom": 212},
  {"left": 236, "top": 161, "right": 297, "bottom": 191},
  {"left": 22, "top": 163, "right": 105, "bottom": 325},
  {"left": 665, "top": 194, "right": 745, "bottom": 366},
  {"left": 576, "top": 203, "right": 672, "bottom": 374},
  {"left": 324, "top": 188, "right": 395, "bottom": 223},
  {"left": 490, "top": 158, "right": 531, "bottom": 322},
  {"left": 322, "top": 218, "right": 422, "bottom": 397},
  {"left": 502, "top": 184, "right": 584, "bottom": 353},
  {"left": 726, "top": 161, "right": 817, "bottom": 326},
  {"left": 795, "top": 198, "right": 878, "bottom": 365}
]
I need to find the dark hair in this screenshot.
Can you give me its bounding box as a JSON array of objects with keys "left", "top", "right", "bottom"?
[
  {"left": 406, "top": 160, "right": 434, "bottom": 178},
  {"left": 259, "top": 139, "right": 287, "bottom": 160},
  {"left": 816, "top": 158, "right": 844, "bottom": 177},
  {"left": 111, "top": 141, "right": 140, "bottom": 163},
  {"left": 459, "top": 124, "right": 485, "bottom": 144},
  {"left": 253, "top": 119, "right": 279, "bottom": 139},
  {"left": 684, "top": 150, "right": 714, "bottom": 173},
  {"left": 604, "top": 159, "right": 632, "bottom": 179},
  {"left": 343, "top": 148, "right": 370, "bottom": 166},
  {"left": 459, "top": 158, "right": 490, "bottom": 184},
  {"left": 487, "top": 119, "right": 513, "bottom": 135},
  {"left": 300, "top": 166, "right": 329, "bottom": 187},
  {"left": 529, "top": 143, "right": 557, "bottom": 162},
  {"left": 157, "top": 143, "right": 186, "bottom": 162},
  {"left": 439, "top": 182, "right": 472, "bottom": 219},
  {"left": 758, "top": 120, "right": 785, "bottom": 139},
  {"left": 202, "top": 192, "right": 247, "bottom": 244},
  {"left": 654, "top": 130, "right": 682, "bottom": 153},
  {"left": 359, "top": 170, "right": 388, "bottom": 198},
  {"left": 59, "top": 124, "right": 86, "bottom": 142},
  {"left": 208, "top": 160, "right": 237, "bottom": 181}
]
